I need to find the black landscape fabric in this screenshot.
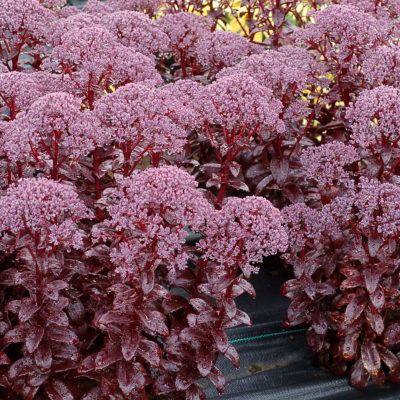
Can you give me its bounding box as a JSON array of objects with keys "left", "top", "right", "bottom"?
[{"left": 202, "top": 267, "right": 400, "bottom": 400}]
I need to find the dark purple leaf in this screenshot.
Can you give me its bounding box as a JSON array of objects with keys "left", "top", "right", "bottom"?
[
  {"left": 384, "top": 322, "right": 400, "bottom": 348},
  {"left": 0, "top": 352, "right": 10, "bottom": 365},
  {"left": 81, "top": 387, "right": 103, "bottom": 400},
  {"left": 45, "top": 379, "right": 73, "bottom": 400},
  {"left": 117, "top": 361, "right": 146, "bottom": 394},
  {"left": 121, "top": 327, "right": 139, "bottom": 361},
  {"left": 2, "top": 324, "right": 27, "bottom": 344},
  {"left": 208, "top": 366, "right": 226, "bottom": 394},
  {"left": 344, "top": 296, "right": 366, "bottom": 326},
  {"left": 47, "top": 325, "right": 78, "bottom": 345},
  {"left": 270, "top": 157, "right": 289, "bottom": 186},
  {"left": 224, "top": 343, "right": 240, "bottom": 368},
  {"left": 363, "top": 264, "right": 385, "bottom": 294},
  {"left": 137, "top": 339, "right": 161, "bottom": 366},
  {"left": 370, "top": 285, "right": 385, "bottom": 311},
  {"left": 342, "top": 333, "right": 358, "bottom": 361},
  {"left": 350, "top": 358, "right": 370, "bottom": 389},
  {"left": 175, "top": 366, "right": 198, "bottom": 391},
  {"left": 361, "top": 341, "right": 381, "bottom": 376},
  {"left": 255, "top": 174, "right": 273, "bottom": 194},
  {"left": 186, "top": 385, "right": 206, "bottom": 400},
  {"left": 34, "top": 341, "right": 52, "bottom": 372},
  {"left": 213, "top": 330, "right": 229, "bottom": 353},
  {"left": 141, "top": 268, "right": 155, "bottom": 295},
  {"left": 377, "top": 345, "right": 400, "bottom": 373},
  {"left": 237, "top": 277, "right": 256, "bottom": 298},
  {"left": 95, "top": 341, "right": 122, "bottom": 370},
  {"left": 364, "top": 305, "right": 384, "bottom": 335},
  {"left": 196, "top": 346, "right": 213, "bottom": 377},
  {"left": 26, "top": 324, "right": 45, "bottom": 354},
  {"left": 44, "top": 280, "right": 68, "bottom": 300},
  {"left": 8, "top": 358, "right": 34, "bottom": 379}
]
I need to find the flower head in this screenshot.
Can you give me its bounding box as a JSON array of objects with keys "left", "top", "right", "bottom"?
[
  {"left": 0, "top": 72, "right": 42, "bottom": 119},
  {"left": 363, "top": 45, "right": 400, "bottom": 87},
  {"left": 107, "top": 166, "right": 211, "bottom": 277},
  {"left": 194, "top": 30, "right": 257, "bottom": 70},
  {"left": 356, "top": 177, "right": 400, "bottom": 237},
  {"left": 46, "top": 27, "right": 162, "bottom": 102},
  {"left": 195, "top": 73, "right": 284, "bottom": 134},
  {"left": 301, "top": 142, "right": 359, "bottom": 189},
  {"left": 104, "top": 11, "right": 169, "bottom": 55},
  {"left": 93, "top": 83, "right": 190, "bottom": 155},
  {"left": 157, "top": 12, "right": 211, "bottom": 51},
  {"left": 346, "top": 86, "right": 400, "bottom": 148},
  {"left": 198, "top": 196, "right": 288, "bottom": 277},
  {"left": 2, "top": 92, "right": 103, "bottom": 163},
  {"left": 0, "top": 178, "right": 91, "bottom": 248}
]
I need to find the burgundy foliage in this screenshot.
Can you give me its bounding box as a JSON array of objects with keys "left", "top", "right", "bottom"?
[{"left": 1, "top": 0, "right": 400, "bottom": 398}]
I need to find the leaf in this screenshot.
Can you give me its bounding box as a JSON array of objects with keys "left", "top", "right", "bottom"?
[
  {"left": 224, "top": 344, "right": 240, "bottom": 368},
  {"left": 175, "top": 366, "right": 198, "bottom": 391},
  {"left": 196, "top": 346, "right": 213, "bottom": 377},
  {"left": 138, "top": 310, "right": 168, "bottom": 335},
  {"left": 364, "top": 305, "right": 384, "bottom": 336},
  {"left": 311, "top": 311, "right": 328, "bottom": 335},
  {"left": 280, "top": 279, "right": 301, "bottom": 299},
  {"left": 270, "top": 157, "right": 289, "bottom": 186},
  {"left": 245, "top": 163, "right": 268, "bottom": 179},
  {"left": 370, "top": 285, "right": 385, "bottom": 311},
  {"left": 367, "top": 236, "right": 382, "bottom": 257},
  {"left": 44, "top": 280, "right": 68, "bottom": 300},
  {"left": 117, "top": 361, "right": 146, "bottom": 394},
  {"left": 81, "top": 387, "right": 103, "bottom": 400},
  {"left": 186, "top": 385, "right": 206, "bottom": 400},
  {"left": 228, "top": 179, "right": 249, "bottom": 192},
  {"left": 344, "top": 296, "right": 366, "bottom": 326},
  {"left": 237, "top": 277, "right": 256, "bottom": 298},
  {"left": 189, "top": 298, "right": 211, "bottom": 313},
  {"left": 208, "top": 366, "right": 226, "bottom": 394},
  {"left": 281, "top": 183, "right": 304, "bottom": 204},
  {"left": 137, "top": 339, "right": 161, "bottom": 366},
  {"left": 342, "top": 333, "right": 358, "bottom": 361},
  {"left": 26, "top": 325, "right": 45, "bottom": 354},
  {"left": 3, "top": 324, "right": 27, "bottom": 344},
  {"left": 384, "top": 322, "right": 400, "bottom": 347},
  {"left": 121, "top": 327, "right": 139, "bottom": 361},
  {"left": 95, "top": 341, "right": 122, "bottom": 370},
  {"left": 350, "top": 358, "right": 370, "bottom": 389},
  {"left": 363, "top": 264, "right": 385, "bottom": 294},
  {"left": 141, "top": 268, "right": 155, "bottom": 295},
  {"left": 255, "top": 174, "right": 273, "bottom": 194},
  {"left": 8, "top": 358, "right": 34, "bottom": 379},
  {"left": 306, "top": 328, "right": 324, "bottom": 353},
  {"left": 0, "top": 352, "right": 10, "bottom": 365},
  {"left": 222, "top": 298, "right": 236, "bottom": 319},
  {"left": 47, "top": 325, "right": 78, "bottom": 345},
  {"left": 228, "top": 161, "right": 240, "bottom": 178},
  {"left": 213, "top": 330, "right": 229, "bottom": 353},
  {"left": 361, "top": 341, "right": 381, "bottom": 376},
  {"left": 45, "top": 379, "right": 73, "bottom": 400},
  {"left": 377, "top": 345, "right": 400, "bottom": 373},
  {"left": 34, "top": 341, "right": 52, "bottom": 372}
]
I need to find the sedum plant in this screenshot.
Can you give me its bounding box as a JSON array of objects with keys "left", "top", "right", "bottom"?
[{"left": 2, "top": 0, "right": 400, "bottom": 397}]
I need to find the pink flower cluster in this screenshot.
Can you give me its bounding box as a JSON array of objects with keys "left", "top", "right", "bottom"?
[
  {"left": 346, "top": 86, "right": 400, "bottom": 148},
  {"left": 199, "top": 196, "right": 288, "bottom": 278},
  {"left": 107, "top": 166, "right": 211, "bottom": 277},
  {"left": 301, "top": 142, "right": 359, "bottom": 189},
  {"left": 0, "top": 177, "right": 90, "bottom": 248},
  {"left": 356, "top": 177, "right": 400, "bottom": 237}
]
